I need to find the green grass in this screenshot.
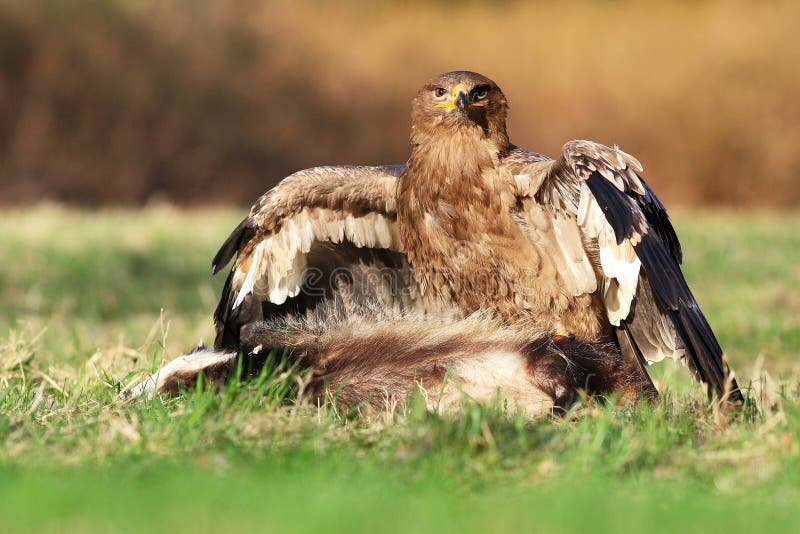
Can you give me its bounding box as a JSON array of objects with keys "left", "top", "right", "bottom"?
[{"left": 2, "top": 206, "right": 800, "bottom": 532}]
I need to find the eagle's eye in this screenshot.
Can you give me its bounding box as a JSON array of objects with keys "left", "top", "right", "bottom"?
[
  {"left": 471, "top": 87, "right": 488, "bottom": 102},
  {"left": 434, "top": 87, "right": 447, "bottom": 98}
]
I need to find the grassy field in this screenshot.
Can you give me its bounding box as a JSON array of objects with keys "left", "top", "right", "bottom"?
[{"left": 1, "top": 206, "right": 800, "bottom": 532}]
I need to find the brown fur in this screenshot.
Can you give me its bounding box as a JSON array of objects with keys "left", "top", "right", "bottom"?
[{"left": 129, "top": 312, "right": 656, "bottom": 416}]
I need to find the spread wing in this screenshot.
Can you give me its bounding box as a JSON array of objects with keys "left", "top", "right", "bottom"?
[
  {"left": 507, "top": 140, "right": 742, "bottom": 402},
  {"left": 211, "top": 165, "right": 426, "bottom": 350}
]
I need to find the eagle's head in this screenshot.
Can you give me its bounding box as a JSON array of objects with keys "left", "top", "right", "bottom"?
[{"left": 410, "top": 71, "right": 509, "bottom": 150}]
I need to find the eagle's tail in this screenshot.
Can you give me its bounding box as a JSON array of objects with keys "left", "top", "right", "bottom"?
[{"left": 126, "top": 312, "right": 655, "bottom": 416}]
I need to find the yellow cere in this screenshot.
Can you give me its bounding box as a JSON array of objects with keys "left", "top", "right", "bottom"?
[
  {"left": 435, "top": 83, "right": 469, "bottom": 109},
  {"left": 450, "top": 84, "right": 468, "bottom": 99}
]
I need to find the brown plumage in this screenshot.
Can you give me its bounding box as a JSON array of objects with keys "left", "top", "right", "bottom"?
[
  {"left": 398, "top": 72, "right": 600, "bottom": 336},
  {"left": 203, "top": 70, "right": 742, "bottom": 405}
]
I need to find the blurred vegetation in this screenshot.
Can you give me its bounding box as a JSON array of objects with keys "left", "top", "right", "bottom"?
[{"left": 1, "top": 0, "right": 799, "bottom": 206}]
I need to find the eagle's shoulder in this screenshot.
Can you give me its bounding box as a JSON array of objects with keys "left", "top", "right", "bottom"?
[
  {"left": 500, "top": 146, "right": 555, "bottom": 198},
  {"left": 249, "top": 165, "right": 403, "bottom": 225},
  {"left": 502, "top": 145, "right": 552, "bottom": 172}
]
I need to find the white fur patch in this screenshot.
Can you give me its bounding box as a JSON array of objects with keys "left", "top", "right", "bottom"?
[
  {"left": 437, "top": 350, "right": 553, "bottom": 417},
  {"left": 125, "top": 350, "right": 237, "bottom": 400}
]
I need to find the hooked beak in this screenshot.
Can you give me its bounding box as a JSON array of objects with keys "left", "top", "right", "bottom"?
[
  {"left": 454, "top": 87, "right": 469, "bottom": 111},
  {"left": 436, "top": 83, "right": 470, "bottom": 112}
]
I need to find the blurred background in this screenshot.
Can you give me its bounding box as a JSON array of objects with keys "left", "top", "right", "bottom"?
[{"left": 0, "top": 0, "right": 798, "bottom": 207}]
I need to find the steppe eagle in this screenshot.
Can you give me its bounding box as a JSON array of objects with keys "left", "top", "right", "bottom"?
[{"left": 210, "top": 71, "right": 742, "bottom": 403}]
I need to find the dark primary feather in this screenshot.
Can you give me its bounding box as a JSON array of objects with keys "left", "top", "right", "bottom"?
[
  {"left": 213, "top": 268, "right": 264, "bottom": 350},
  {"left": 585, "top": 173, "right": 742, "bottom": 402},
  {"left": 212, "top": 217, "right": 250, "bottom": 275},
  {"left": 635, "top": 178, "right": 682, "bottom": 264},
  {"left": 212, "top": 218, "right": 258, "bottom": 349},
  {"left": 213, "top": 270, "right": 239, "bottom": 349},
  {"left": 634, "top": 232, "right": 742, "bottom": 401},
  {"left": 585, "top": 172, "right": 636, "bottom": 245}
]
